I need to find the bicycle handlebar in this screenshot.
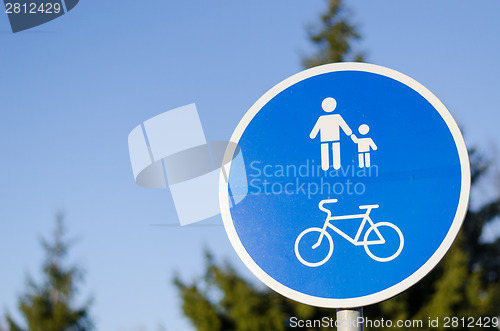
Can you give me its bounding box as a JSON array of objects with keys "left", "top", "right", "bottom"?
[
  {"left": 318, "top": 199, "right": 338, "bottom": 215},
  {"left": 318, "top": 200, "right": 379, "bottom": 216}
]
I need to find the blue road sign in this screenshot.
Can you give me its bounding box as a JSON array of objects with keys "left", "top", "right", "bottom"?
[{"left": 220, "top": 63, "right": 470, "bottom": 307}]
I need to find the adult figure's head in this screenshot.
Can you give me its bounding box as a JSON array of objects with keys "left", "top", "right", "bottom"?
[{"left": 322, "top": 97, "right": 337, "bottom": 113}]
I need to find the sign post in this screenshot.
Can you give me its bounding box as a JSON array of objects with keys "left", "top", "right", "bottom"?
[
  {"left": 220, "top": 63, "right": 470, "bottom": 321},
  {"left": 337, "top": 308, "right": 363, "bottom": 331}
]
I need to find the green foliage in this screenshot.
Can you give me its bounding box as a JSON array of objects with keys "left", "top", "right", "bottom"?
[
  {"left": 174, "top": 253, "right": 337, "bottom": 331},
  {"left": 176, "top": 1, "right": 500, "bottom": 330},
  {"left": 5, "top": 215, "right": 93, "bottom": 331},
  {"left": 365, "top": 149, "right": 500, "bottom": 330},
  {"left": 302, "top": 0, "right": 363, "bottom": 68},
  {"left": 177, "top": 179, "right": 500, "bottom": 330}
]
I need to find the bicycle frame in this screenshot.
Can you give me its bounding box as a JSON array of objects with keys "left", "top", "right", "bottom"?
[{"left": 313, "top": 200, "right": 385, "bottom": 249}]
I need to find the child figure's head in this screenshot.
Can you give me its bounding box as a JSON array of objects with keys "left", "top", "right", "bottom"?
[{"left": 358, "top": 124, "right": 370, "bottom": 135}]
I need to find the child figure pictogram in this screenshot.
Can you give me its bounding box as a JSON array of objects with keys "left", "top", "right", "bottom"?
[{"left": 351, "top": 124, "right": 377, "bottom": 168}]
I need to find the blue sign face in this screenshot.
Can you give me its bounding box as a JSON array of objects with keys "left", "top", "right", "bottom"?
[{"left": 220, "top": 63, "right": 470, "bottom": 307}]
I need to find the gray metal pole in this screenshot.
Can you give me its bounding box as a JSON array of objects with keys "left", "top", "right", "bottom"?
[{"left": 336, "top": 307, "right": 363, "bottom": 331}]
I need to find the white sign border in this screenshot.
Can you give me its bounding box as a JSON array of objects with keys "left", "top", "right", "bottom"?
[{"left": 219, "top": 62, "right": 471, "bottom": 308}]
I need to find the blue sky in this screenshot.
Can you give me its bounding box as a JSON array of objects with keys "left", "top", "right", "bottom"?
[{"left": 1, "top": 1, "right": 499, "bottom": 330}]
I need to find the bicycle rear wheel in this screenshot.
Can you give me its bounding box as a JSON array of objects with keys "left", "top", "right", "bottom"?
[
  {"left": 363, "top": 222, "right": 404, "bottom": 262},
  {"left": 295, "top": 227, "right": 333, "bottom": 267}
]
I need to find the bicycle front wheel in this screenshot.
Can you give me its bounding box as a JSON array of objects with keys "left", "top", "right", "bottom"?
[
  {"left": 294, "top": 227, "right": 333, "bottom": 267},
  {"left": 364, "top": 222, "right": 404, "bottom": 262}
]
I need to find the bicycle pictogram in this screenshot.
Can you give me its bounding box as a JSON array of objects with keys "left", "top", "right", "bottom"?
[{"left": 295, "top": 199, "right": 404, "bottom": 267}]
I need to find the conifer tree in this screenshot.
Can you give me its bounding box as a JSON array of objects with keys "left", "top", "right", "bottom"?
[
  {"left": 6, "top": 215, "right": 93, "bottom": 331},
  {"left": 302, "top": 0, "right": 363, "bottom": 67},
  {"left": 365, "top": 150, "right": 500, "bottom": 330},
  {"left": 176, "top": 1, "right": 500, "bottom": 329}
]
